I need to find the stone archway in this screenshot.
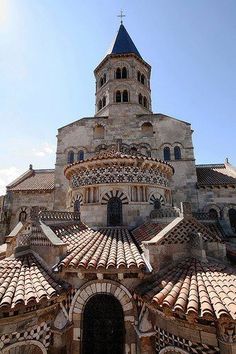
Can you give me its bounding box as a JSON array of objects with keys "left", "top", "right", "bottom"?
[
  {"left": 69, "top": 280, "right": 137, "bottom": 354},
  {"left": 2, "top": 340, "right": 47, "bottom": 354}
]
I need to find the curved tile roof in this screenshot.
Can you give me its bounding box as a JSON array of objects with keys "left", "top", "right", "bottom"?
[
  {"left": 136, "top": 258, "right": 236, "bottom": 321},
  {"left": 0, "top": 252, "right": 66, "bottom": 310},
  {"left": 55, "top": 225, "right": 146, "bottom": 271},
  {"left": 7, "top": 170, "right": 55, "bottom": 192},
  {"left": 196, "top": 163, "right": 236, "bottom": 186}
]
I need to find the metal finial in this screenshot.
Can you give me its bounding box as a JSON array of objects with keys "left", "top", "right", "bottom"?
[{"left": 117, "top": 10, "right": 125, "bottom": 24}]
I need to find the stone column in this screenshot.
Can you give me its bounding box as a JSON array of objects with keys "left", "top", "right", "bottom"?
[{"left": 219, "top": 340, "right": 236, "bottom": 354}]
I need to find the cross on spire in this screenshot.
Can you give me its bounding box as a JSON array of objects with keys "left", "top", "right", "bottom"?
[{"left": 117, "top": 10, "right": 125, "bottom": 24}]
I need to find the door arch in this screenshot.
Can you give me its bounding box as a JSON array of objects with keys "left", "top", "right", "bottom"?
[{"left": 82, "top": 294, "right": 124, "bottom": 354}]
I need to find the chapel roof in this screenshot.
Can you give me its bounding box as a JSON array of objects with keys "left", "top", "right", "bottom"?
[
  {"left": 196, "top": 162, "right": 236, "bottom": 187},
  {"left": 51, "top": 223, "right": 146, "bottom": 272},
  {"left": 7, "top": 168, "right": 55, "bottom": 192},
  {"left": 107, "top": 24, "right": 142, "bottom": 59},
  {"left": 135, "top": 257, "right": 236, "bottom": 322},
  {"left": 0, "top": 251, "right": 67, "bottom": 311}
]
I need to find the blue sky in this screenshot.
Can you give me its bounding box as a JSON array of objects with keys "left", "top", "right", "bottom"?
[{"left": 0, "top": 0, "right": 236, "bottom": 194}]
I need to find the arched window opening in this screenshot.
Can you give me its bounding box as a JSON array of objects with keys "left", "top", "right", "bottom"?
[
  {"left": 78, "top": 150, "right": 84, "bottom": 161},
  {"left": 103, "top": 73, "right": 106, "bottom": 83},
  {"left": 143, "top": 96, "right": 147, "bottom": 108},
  {"left": 137, "top": 71, "right": 141, "bottom": 82},
  {"left": 122, "top": 90, "right": 128, "bottom": 102},
  {"left": 74, "top": 200, "right": 80, "bottom": 213},
  {"left": 67, "top": 151, "right": 74, "bottom": 164},
  {"left": 122, "top": 67, "right": 127, "bottom": 78},
  {"left": 94, "top": 125, "right": 105, "bottom": 139},
  {"left": 130, "top": 146, "right": 137, "bottom": 155},
  {"left": 107, "top": 197, "right": 123, "bottom": 226},
  {"left": 154, "top": 199, "right": 161, "bottom": 210},
  {"left": 116, "top": 68, "right": 121, "bottom": 79},
  {"left": 83, "top": 294, "right": 124, "bottom": 354},
  {"left": 116, "top": 91, "right": 121, "bottom": 102},
  {"left": 229, "top": 208, "right": 236, "bottom": 232},
  {"left": 174, "top": 146, "right": 181, "bottom": 160},
  {"left": 139, "top": 93, "right": 143, "bottom": 105},
  {"left": 141, "top": 74, "right": 145, "bottom": 85},
  {"left": 102, "top": 96, "right": 106, "bottom": 107},
  {"left": 141, "top": 122, "right": 153, "bottom": 137},
  {"left": 209, "top": 208, "right": 218, "bottom": 220},
  {"left": 100, "top": 77, "right": 103, "bottom": 87},
  {"left": 19, "top": 210, "right": 27, "bottom": 222},
  {"left": 98, "top": 100, "right": 102, "bottom": 110},
  {"left": 163, "top": 147, "right": 171, "bottom": 161}
]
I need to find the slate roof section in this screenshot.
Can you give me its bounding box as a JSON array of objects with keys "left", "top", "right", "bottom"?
[
  {"left": 196, "top": 163, "right": 236, "bottom": 187},
  {"left": 136, "top": 258, "right": 236, "bottom": 321},
  {"left": 0, "top": 252, "right": 66, "bottom": 310},
  {"left": 54, "top": 224, "right": 146, "bottom": 271},
  {"left": 7, "top": 169, "right": 55, "bottom": 192},
  {"left": 107, "top": 24, "right": 142, "bottom": 59}
]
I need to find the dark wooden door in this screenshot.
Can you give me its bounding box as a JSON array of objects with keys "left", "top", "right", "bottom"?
[{"left": 82, "top": 294, "right": 124, "bottom": 354}]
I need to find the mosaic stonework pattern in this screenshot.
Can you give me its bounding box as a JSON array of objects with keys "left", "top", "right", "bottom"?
[
  {"left": 0, "top": 322, "right": 51, "bottom": 350},
  {"left": 155, "top": 327, "right": 219, "bottom": 354},
  {"left": 101, "top": 190, "right": 129, "bottom": 205},
  {"left": 71, "top": 165, "right": 169, "bottom": 188}
]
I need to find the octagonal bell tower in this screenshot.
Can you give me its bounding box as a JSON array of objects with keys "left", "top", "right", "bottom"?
[{"left": 94, "top": 24, "right": 152, "bottom": 118}]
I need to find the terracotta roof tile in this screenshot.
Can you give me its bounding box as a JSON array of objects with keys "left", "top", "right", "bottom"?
[
  {"left": 196, "top": 164, "right": 236, "bottom": 186},
  {"left": 136, "top": 258, "right": 236, "bottom": 321},
  {"left": 8, "top": 170, "right": 54, "bottom": 191},
  {"left": 0, "top": 252, "right": 66, "bottom": 310},
  {"left": 54, "top": 225, "right": 146, "bottom": 271}
]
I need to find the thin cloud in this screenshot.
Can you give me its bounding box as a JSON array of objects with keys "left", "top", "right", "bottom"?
[
  {"left": 0, "top": 166, "right": 23, "bottom": 195},
  {"left": 33, "top": 142, "right": 55, "bottom": 157}
]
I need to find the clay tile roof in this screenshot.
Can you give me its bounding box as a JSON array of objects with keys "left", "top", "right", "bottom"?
[
  {"left": 0, "top": 252, "right": 66, "bottom": 310},
  {"left": 136, "top": 258, "right": 236, "bottom": 321},
  {"left": 132, "top": 222, "right": 168, "bottom": 246},
  {"left": 7, "top": 169, "right": 55, "bottom": 192},
  {"left": 196, "top": 163, "right": 236, "bottom": 187},
  {"left": 55, "top": 225, "right": 146, "bottom": 271}
]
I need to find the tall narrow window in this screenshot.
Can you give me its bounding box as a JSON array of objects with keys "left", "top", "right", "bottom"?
[
  {"left": 100, "top": 77, "right": 103, "bottom": 87},
  {"left": 229, "top": 209, "right": 236, "bottom": 232},
  {"left": 19, "top": 210, "right": 27, "bottom": 222},
  {"left": 174, "top": 146, "right": 181, "bottom": 160},
  {"left": 116, "top": 91, "right": 121, "bottom": 102},
  {"left": 143, "top": 96, "right": 147, "bottom": 108},
  {"left": 139, "top": 93, "right": 143, "bottom": 105},
  {"left": 163, "top": 147, "right": 171, "bottom": 161},
  {"left": 67, "top": 151, "right": 74, "bottom": 164},
  {"left": 74, "top": 200, "right": 80, "bottom": 212},
  {"left": 122, "top": 67, "right": 127, "bottom": 78},
  {"left": 103, "top": 73, "right": 106, "bottom": 83},
  {"left": 123, "top": 90, "right": 128, "bottom": 102},
  {"left": 137, "top": 71, "right": 141, "bottom": 82},
  {"left": 98, "top": 100, "right": 102, "bottom": 110},
  {"left": 102, "top": 96, "right": 106, "bottom": 107},
  {"left": 141, "top": 74, "right": 145, "bottom": 85},
  {"left": 78, "top": 150, "right": 84, "bottom": 161},
  {"left": 209, "top": 208, "right": 218, "bottom": 219},
  {"left": 107, "top": 197, "right": 123, "bottom": 226},
  {"left": 116, "top": 68, "right": 121, "bottom": 79}
]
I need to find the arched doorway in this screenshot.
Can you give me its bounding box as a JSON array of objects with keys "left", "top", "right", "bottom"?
[
  {"left": 229, "top": 208, "right": 236, "bottom": 232},
  {"left": 82, "top": 294, "right": 124, "bottom": 354},
  {"left": 107, "top": 197, "right": 123, "bottom": 226}
]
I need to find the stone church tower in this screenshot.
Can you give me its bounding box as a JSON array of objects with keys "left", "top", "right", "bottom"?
[{"left": 53, "top": 23, "right": 198, "bottom": 221}]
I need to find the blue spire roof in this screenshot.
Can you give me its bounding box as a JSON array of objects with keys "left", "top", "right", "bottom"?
[{"left": 107, "top": 24, "right": 142, "bottom": 59}]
